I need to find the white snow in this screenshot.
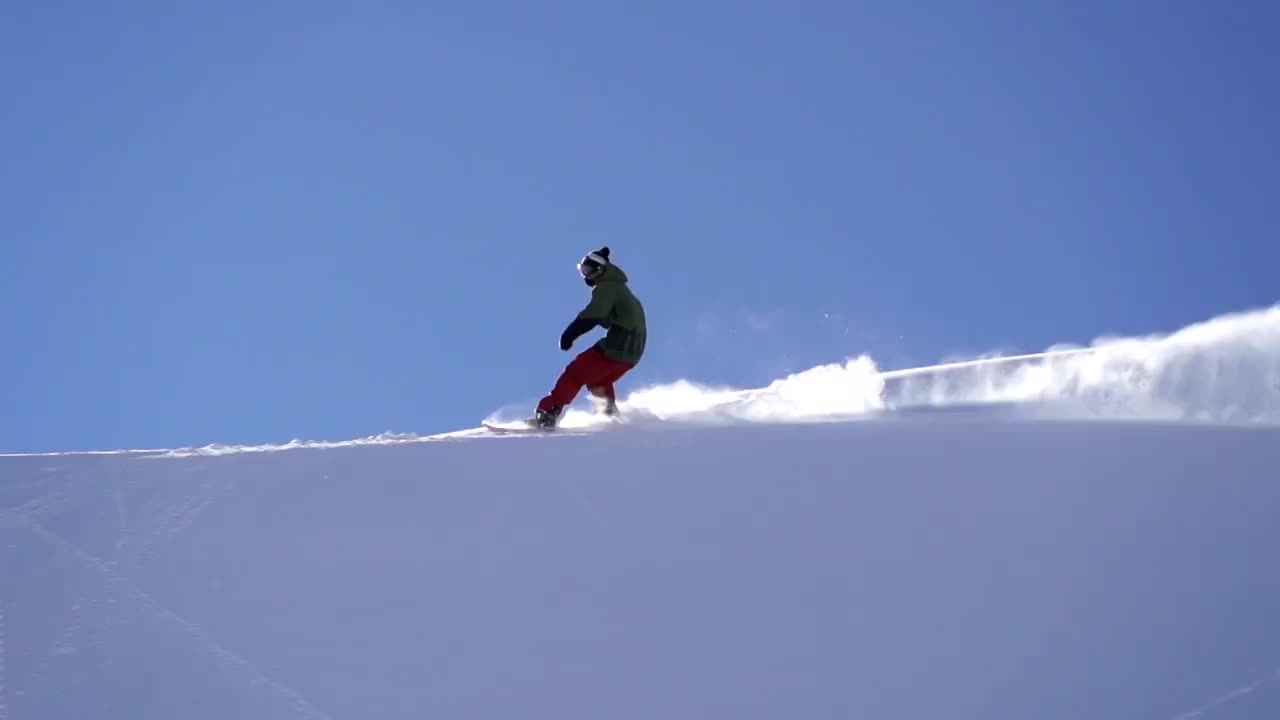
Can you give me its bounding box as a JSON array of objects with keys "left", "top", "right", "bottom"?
[
  {"left": 2, "top": 304, "right": 1280, "bottom": 719},
  {"left": 612, "top": 303, "right": 1280, "bottom": 427}
]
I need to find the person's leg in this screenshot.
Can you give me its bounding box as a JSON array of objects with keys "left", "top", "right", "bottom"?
[
  {"left": 585, "top": 356, "right": 636, "bottom": 415},
  {"left": 586, "top": 384, "right": 616, "bottom": 415},
  {"left": 536, "top": 350, "right": 596, "bottom": 414},
  {"left": 537, "top": 348, "right": 630, "bottom": 418}
]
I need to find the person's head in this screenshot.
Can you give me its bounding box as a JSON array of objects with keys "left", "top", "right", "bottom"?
[{"left": 577, "top": 247, "right": 611, "bottom": 286}]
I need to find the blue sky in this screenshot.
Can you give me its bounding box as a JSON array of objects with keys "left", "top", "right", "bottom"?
[{"left": 4, "top": 1, "right": 1278, "bottom": 452}]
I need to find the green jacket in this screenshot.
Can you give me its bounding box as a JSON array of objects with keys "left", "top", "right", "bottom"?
[{"left": 570, "top": 264, "right": 647, "bottom": 365}]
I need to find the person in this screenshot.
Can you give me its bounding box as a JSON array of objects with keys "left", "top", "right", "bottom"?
[{"left": 531, "top": 247, "right": 646, "bottom": 429}]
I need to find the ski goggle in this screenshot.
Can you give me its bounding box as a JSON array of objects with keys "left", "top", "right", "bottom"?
[{"left": 578, "top": 261, "right": 603, "bottom": 279}]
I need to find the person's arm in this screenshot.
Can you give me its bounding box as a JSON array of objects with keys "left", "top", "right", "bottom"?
[{"left": 559, "top": 284, "right": 616, "bottom": 350}]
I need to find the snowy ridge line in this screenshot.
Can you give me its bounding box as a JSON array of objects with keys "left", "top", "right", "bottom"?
[
  {"left": 149, "top": 350, "right": 1108, "bottom": 458},
  {"left": 147, "top": 432, "right": 444, "bottom": 459},
  {"left": 880, "top": 347, "right": 1097, "bottom": 379},
  {"left": 1168, "top": 666, "right": 1280, "bottom": 720},
  {"left": 5, "top": 304, "right": 1278, "bottom": 458},
  {"left": 0, "top": 448, "right": 170, "bottom": 459},
  {"left": 708, "top": 347, "right": 1098, "bottom": 403},
  {"left": 7, "top": 351, "right": 1090, "bottom": 456},
  {"left": 0, "top": 433, "right": 453, "bottom": 460}
]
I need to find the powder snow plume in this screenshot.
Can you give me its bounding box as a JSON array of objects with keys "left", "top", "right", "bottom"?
[{"left": 608, "top": 303, "right": 1280, "bottom": 427}]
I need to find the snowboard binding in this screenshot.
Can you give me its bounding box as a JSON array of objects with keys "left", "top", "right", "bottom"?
[
  {"left": 530, "top": 406, "right": 564, "bottom": 430},
  {"left": 526, "top": 396, "right": 618, "bottom": 432}
]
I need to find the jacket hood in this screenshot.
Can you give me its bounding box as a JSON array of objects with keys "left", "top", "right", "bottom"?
[
  {"left": 599, "top": 264, "right": 627, "bottom": 283},
  {"left": 589, "top": 264, "right": 628, "bottom": 286}
]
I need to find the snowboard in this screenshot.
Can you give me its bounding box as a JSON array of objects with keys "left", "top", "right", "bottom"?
[
  {"left": 481, "top": 415, "right": 623, "bottom": 435},
  {"left": 481, "top": 420, "right": 554, "bottom": 435}
]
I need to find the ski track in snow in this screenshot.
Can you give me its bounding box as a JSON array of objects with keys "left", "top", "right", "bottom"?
[
  {"left": 2, "top": 466, "right": 124, "bottom": 691},
  {"left": 1169, "top": 667, "right": 1280, "bottom": 720},
  {"left": 0, "top": 599, "right": 7, "bottom": 720},
  {"left": 32, "top": 598, "right": 90, "bottom": 689},
  {"left": 0, "top": 460, "right": 326, "bottom": 719},
  {"left": 4, "top": 464, "right": 111, "bottom": 526},
  {"left": 127, "top": 468, "right": 237, "bottom": 568},
  {"left": 112, "top": 476, "right": 128, "bottom": 562},
  {"left": 12, "top": 513, "right": 331, "bottom": 720}
]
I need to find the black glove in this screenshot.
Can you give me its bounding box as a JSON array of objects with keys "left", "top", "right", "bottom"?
[{"left": 560, "top": 317, "right": 599, "bottom": 352}]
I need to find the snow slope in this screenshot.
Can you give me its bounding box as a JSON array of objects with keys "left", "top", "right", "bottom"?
[{"left": 3, "top": 305, "right": 1280, "bottom": 719}]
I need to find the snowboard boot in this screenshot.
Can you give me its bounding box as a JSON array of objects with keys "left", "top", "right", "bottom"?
[
  {"left": 588, "top": 389, "right": 619, "bottom": 418},
  {"left": 531, "top": 405, "right": 564, "bottom": 430}
]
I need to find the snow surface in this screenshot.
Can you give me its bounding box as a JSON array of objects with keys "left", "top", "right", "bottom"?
[{"left": 3, "top": 305, "right": 1280, "bottom": 719}]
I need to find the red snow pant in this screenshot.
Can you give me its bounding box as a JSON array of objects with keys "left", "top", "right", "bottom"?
[{"left": 537, "top": 347, "right": 635, "bottom": 412}]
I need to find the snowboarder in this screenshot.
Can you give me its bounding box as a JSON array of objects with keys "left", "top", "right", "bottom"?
[{"left": 531, "top": 247, "right": 646, "bottom": 429}]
